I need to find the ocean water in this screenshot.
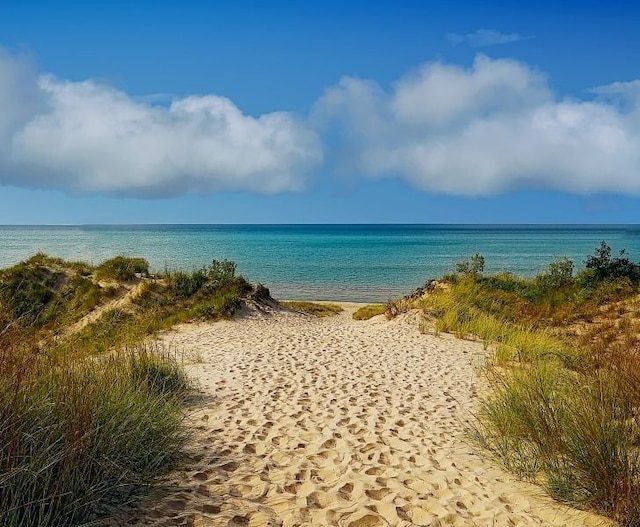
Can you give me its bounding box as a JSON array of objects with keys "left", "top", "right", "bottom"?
[{"left": 0, "top": 224, "right": 639, "bottom": 302}]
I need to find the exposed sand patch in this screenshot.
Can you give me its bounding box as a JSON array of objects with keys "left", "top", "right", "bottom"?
[{"left": 104, "top": 303, "right": 613, "bottom": 527}]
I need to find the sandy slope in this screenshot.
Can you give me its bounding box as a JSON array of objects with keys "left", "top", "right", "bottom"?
[{"left": 106, "top": 303, "right": 613, "bottom": 527}]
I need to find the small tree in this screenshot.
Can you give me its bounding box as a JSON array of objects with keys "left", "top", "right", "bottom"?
[
  {"left": 544, "top": 257, "right": 574, "bottom": 288},
  {"left": 584, "top": 241, "right": 640, "bottom": 283},
  {"left": 456, "top": 253, "right": 485, "bottom": 277}
]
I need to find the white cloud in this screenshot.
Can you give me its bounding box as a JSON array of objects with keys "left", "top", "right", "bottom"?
[
  {"left": 446, "top": 29, "right": 530, "bottom": 48},
  {"left": 314, "top": 55, "right": 640, "bottom": 196},
  {"left": 0, "top": 50, "right": 322, "bottom": 197}
]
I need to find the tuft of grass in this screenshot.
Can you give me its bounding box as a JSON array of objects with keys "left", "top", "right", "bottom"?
[
  {"left": 0, "top": 345, "right": 189, "bottom": 527},
  {"left": 352, "top": 304, "right": 386, "bottom": 320},
  {"left": 281, "top": 301, "right": 343, "bottom": 317},
  {"left": 385, "top": 297, "right": 410, "bottom": 319},
  {"left": 95, "top": 256, "right": 150, "bottom": 282}
]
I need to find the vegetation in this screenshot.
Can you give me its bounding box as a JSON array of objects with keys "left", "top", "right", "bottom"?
[
  {"left": 0, "top": 253, "right": 259, "bottom": 527},
  {"left": 352, "top": 304, "right": 386, "bottom": 320},
  {"left": 0, "top": 347, "right": 188, "bottom": 527},
  {"left": 281, "top": 301, "right": 343, "bottom": 317},
  {"left": 95, "top": 255, "right": 149, "bottom": 281},
  {"left": 409, "top": 242, "right": 640, "bottom": 526}
]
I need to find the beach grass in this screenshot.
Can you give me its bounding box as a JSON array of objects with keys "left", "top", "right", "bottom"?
[
  {"left": 352, "top": 304, "right": 386, "bottom": 320},
  {"left": 0, "top": 345, "right": 189, "bottom": 527},
  {"left": 281, "top": 301, "right": 343, "bottom": 317},
  {"left": 410, "top": 242, "right": 640, "bottom": 525}
]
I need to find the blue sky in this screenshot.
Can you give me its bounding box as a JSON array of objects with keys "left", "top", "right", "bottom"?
[{"left": 0, "top": 0, "right": 639, "bottom": 223}]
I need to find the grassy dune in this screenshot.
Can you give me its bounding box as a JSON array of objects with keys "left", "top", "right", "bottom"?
[
  {"left": 408, "top": 243, "right": 640, "bottom": 526},
  {"left": 0, "top": 254, "right": 259, "bottom": 527}
]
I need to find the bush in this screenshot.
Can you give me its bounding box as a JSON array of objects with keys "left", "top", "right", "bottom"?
[
  {"left": 478, "top": 365, "right": 640, "bottom": 522},
  {"left": 455, "top": 253, "right": 485, "bottom": 277},
  {"left": 170, "top": 269, "right": 207, "bottom": 299},
  {"left": 206, "top": 259, "right": 238, "bottom": 289},
  {"left": 585, "top": 241, "right": 640, "bottom": 284},
  {"left": 537, "top": 257, "right": 574, "bottom": 290}
]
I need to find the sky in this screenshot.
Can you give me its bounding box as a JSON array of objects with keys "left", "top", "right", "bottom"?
[{"left": 0, "top": 0, "right": 639, "bottom": 224}]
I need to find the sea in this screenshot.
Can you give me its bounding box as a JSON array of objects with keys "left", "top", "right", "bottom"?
[{"left": 0, "top": 224, "right": 639, "bottom": 302}]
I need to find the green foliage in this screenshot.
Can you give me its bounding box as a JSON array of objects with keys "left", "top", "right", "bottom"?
[
  {"left": 207, "top": 259, "right": 238, "bottom": 289},
  {"left": 168, "top": 260, "right": 244, "bottom": 300},
  {"left": 455, "top": 253, "right": 485, "bottom": 277},
  {"left": 584, "top": 241, "right": 640, "bottom": 284},
  {"left": 170, "top": 269, "right": 207, "bottom": 299},
  {"left": 477, "top": 366, "right": 640, "bottom": 522},
  {"left": 96, "top": 256, "right": 149, "bottom": 281},
  {"left": 281, "top": 301, "right": 343, "bottom": 317},
  {"left": 535, "top": 257, "right": 575, "bottom": 291},
  {"left": 352, "top": 304, "right": 387, "bottom": 320}
]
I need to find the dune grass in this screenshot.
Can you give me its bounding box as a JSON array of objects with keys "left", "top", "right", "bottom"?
[
  {"left": 352, "top": 304, "right": 386, "bottom": 320},
  {"left": 0, "top": 346, "right": 189, "bottom": 527},
  {"left": 281, "top": 301, "right": 343, "bottom": 317},
  {"left": 411, "top": 244, "right": 640, "bottom": 526},
  {"left": 0, "top": 254, "right": 257, "bottom": 526}
]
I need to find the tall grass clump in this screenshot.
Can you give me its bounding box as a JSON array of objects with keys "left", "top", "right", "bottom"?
[
  {"left": 414, "top": 242, "right": 640, "bottom": 525},
  {"left": 95, "top": 256, "right": 150, "bottom": 282},
  {"left": 0, "top": 346, "right": 189, "bottom": 527}
]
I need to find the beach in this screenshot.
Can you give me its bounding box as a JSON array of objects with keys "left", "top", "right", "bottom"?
[{"left": 104, "top": 302, "right": 612, "bottom": 527}]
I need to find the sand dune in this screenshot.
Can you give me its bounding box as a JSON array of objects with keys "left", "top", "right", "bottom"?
[{"left": 105, "top": 303, "right": 613, "bottom": 527}]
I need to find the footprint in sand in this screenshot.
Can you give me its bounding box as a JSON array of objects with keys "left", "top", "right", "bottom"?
[{"left": 102, "top": 306, "right": 613, "bottom": 527}]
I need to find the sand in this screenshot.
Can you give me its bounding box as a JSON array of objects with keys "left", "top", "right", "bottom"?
[{"left": 105, "top": 303, "right": 613, "bottom": 527}]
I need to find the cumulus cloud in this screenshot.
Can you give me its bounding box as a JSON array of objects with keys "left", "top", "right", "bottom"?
[
  {"left": 445, "top": 29, "right": 530, "bottom": 48},
  {"left": 0, "top": 50, "right": 322, "bottom": 197},
  {"left": 314, "top": 55, "right": 640, "bottom": 196}
]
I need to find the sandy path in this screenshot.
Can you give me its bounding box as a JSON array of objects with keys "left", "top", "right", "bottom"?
[{"left": 107, "top": 304, "right": 612, "bottom": 527}]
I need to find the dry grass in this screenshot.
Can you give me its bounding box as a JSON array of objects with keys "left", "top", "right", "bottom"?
[
  {"left": 281, "top": 301, "right": 343, "bottom": 317},
  {"left": 352, "top": 304, "right": 386, "bottom": 320}
]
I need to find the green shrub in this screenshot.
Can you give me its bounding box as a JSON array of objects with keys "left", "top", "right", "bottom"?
[
  {"left": 169, "top": 269, "right": 207, "bottom": 299},
  {"left": 584, "top": 241, "right": 640, "bottom": 284},
  {"left": 535, "top": 257, "right": 575, "bottom": 291},
  {"left": 477, "top": 365, "right": 640, "bottom": 522},
  {"left": 455, "top": 253, "right": 485, "bottom": 277},
  {"left": 206, "top": 259, "right": 238, "bottom": 289}
]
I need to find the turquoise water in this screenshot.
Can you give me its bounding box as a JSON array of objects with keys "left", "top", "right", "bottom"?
[{"left": 0, "top": 225, "right": 639, "bottom": 302}]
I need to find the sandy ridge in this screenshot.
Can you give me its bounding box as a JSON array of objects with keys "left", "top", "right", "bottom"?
[{"left": 105, "top": 303, "right": 612, "bottom": 527}]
